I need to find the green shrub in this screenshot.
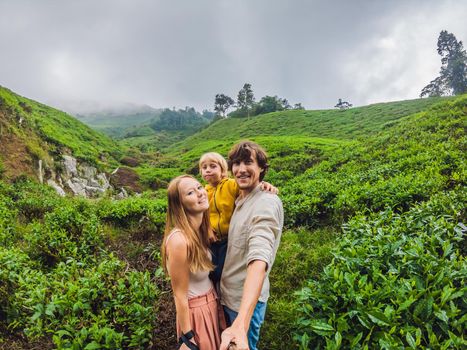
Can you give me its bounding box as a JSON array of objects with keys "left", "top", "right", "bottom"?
[
  {"left": 25, "top": 200, "right": 104, "bottom": 267},
  {"left": 0, "top": 247, "right": 39, "bottom": 333},
  {"left": 12, "top": 179, "right": 65, "bottom": 221},
  {"left": 96, "top": 196, "right": 167, "bottom": 235},
  {"left": 261, "top": 228, "right": 337, "bottom": 349},
  {"left": 136, "top": 166, "right": 181, "bottom": 189},
  {"left": 2, "top": 252, "right": 159, "bottom": 349},
  {"left": 295, "top": 191, "right": 466, "bottom": 349},
  {"left": 0, "top": 195, "right": 17, "bottom": 246},
  {"left": 281, "top": 96, "right": 466, "bottom": 228}
]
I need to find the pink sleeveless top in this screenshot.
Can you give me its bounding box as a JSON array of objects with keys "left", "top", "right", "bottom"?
[{"left": 166, "top": 230, "right": 213, "bottom": 298}]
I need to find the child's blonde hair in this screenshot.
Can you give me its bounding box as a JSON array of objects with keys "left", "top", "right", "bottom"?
[{"left": 199, "top": 152, "right": 229, "bottom": 178}]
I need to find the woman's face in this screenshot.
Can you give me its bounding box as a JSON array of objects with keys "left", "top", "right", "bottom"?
[
  {"left": 178, "top": 177, "right": 209, "bottom": 214},
  {"left": 200, "top": 161, "right": 223, "bottom": 186}
]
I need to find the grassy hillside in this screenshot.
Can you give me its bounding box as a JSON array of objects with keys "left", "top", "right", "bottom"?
[
  {"left": 76, "top": 110, "right": 159, "bottom": 139},
  {"left": 120, "top": 129, "right": 205, "bottom": 153},
  {"left": 260, "top": 95, "right": 466, "bottom": 349},
  {"left": 136, "top": 96, "right": 456, "bottom": 190},
  {"left": 167, "top": 97, "right": 452, "bottom": 153},
  {"left": 0, "top": 86, "right": 122, "bottom": 176},
  {"left": 118, "top": 108, "right": 214, "bottom": 153},
  {"left": 0, "top": 92, "right": 465, "bottom": 349}
]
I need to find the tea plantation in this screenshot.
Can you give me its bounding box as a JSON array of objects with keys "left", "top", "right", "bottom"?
[{"left": 0, "top": 94, "right": 465, "bottom": 349}]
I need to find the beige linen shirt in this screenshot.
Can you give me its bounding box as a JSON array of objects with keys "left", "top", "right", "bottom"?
[{"left": 220, "top": 185, "right": 284, "bottom": 311}]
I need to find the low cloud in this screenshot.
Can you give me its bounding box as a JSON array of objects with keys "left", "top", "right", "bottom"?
[{"left": 0, "top": 0, "right": 465, "bottom": 113}]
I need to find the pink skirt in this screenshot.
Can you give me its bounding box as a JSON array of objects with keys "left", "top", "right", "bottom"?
[{"left": 177, "top": 288, "right": 226, "bottom": 350}]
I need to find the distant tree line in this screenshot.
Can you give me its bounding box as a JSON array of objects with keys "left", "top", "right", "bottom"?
[
  {"left": 149, "top": 107, "right": 214, "bottom": 131},
  {"left": 421, "top": 30, "right": 467, "bottom": 97},
  {"left": 214, "top": 83, "right": 304, "bottom": 119}
]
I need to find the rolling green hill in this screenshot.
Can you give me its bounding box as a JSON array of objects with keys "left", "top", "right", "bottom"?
[
  {"left": 76, "top": 106, "right": 215, "bottom": 152},
  {"left": 75, "top": 107, "right": 160, "bottom": 139},
  {"left": 167, "top": 97, "right": 452, "bottom": 152},
  {"left": 136, "top": 96, "right": 457, "bottom": 189},
  {"left": 0, "top": 86, "right": 122, "bottom": 180}
]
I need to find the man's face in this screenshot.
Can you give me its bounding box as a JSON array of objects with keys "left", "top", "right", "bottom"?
[{"left": 231, "top": 152, "right": 263, "bottom": 195}]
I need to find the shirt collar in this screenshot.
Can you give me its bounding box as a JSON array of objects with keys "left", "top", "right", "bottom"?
[{"left": 235, "top": 184, "right": 262, "bottom": 208}]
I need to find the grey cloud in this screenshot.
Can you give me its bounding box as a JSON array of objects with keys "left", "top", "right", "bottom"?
[{"left": 0, "top": 0, "right": 465, "bottom": 113}]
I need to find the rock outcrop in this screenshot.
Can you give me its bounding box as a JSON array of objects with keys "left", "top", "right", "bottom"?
[{"left": 47, "top": 155, "right": 113, "bottom": 198}]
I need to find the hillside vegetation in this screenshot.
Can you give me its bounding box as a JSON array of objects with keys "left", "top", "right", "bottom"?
[
  {"left": 0, "top": 91, "right": 465, "bottom": 349},
  {"left": 0, "top": 86, "right": 121, "bottom": 179},
  {"left": 136, "top": 96, "right": 454, "bottom": 191},
  {"left": 167, "top": 97, "right": 451, "bottom": 151},
  {"left": 75, "top": 107, "right": 160, "bottom": 139},
  {"left": 77, "top": 106, "right": 215, "bottom": 153}
]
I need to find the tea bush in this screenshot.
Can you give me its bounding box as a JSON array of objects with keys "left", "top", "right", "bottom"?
[
  {"left": 12, "top": 179, "right": 65, "bottom": 221},
  {"left": 281, "top": 96, "right": 467, "bottom": 227},
  {"left": 136, "top": 167, "right": 181, "bottom": 189},
  {"left": 295, "top": 190, "right": 466, "bottom": 349},
  {"left": 96, "top": 195, "right": 167, "bottom": 234},
  {"left": 2, "top": 250, "right": 158, "bottom": 349},
  {"left": 0, "top": 194, "right": 16, "bottom": 246},
  {"left": 22, "top": 200, "right": 103, "bottom": 268},
  {"left": 0, "top": 180, "right": 161, "bottom": 348},
  {"left": 261, "top": 228, "right": 337, "bottom": 349}
]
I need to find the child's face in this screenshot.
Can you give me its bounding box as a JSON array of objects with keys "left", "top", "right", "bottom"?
[{"left": 201, "top": 161, "right": 223, "bottom": 186}]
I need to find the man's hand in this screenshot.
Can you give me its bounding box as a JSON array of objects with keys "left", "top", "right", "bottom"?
[{"left": 220, "top": 326, "right": 249, "bottom": 350}]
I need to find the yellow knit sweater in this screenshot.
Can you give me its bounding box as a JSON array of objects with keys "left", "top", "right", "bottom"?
[{"left": 205, "top": 178, "right": 239, "bottom": 239}]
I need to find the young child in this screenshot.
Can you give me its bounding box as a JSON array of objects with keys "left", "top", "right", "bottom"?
[{"left": 199, "top": 152, "right": 277, "bottom": 284}]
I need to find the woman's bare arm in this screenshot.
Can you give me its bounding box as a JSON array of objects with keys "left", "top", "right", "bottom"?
[{"left": 166, "top": 233, "right": 192, "bottom": 334}]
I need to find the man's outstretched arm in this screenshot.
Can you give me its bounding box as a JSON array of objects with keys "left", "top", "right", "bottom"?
[{"left": 220, "top": 260, "right": 267, "bottom": 350}]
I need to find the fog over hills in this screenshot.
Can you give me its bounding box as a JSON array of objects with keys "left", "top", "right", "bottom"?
[{"left": 1, "top": 1, "right": 466, "bottom": 112}]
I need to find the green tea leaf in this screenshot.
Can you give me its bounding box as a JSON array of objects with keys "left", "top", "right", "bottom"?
[
  {"left": 350, "top": 332, "right": 363, "bottom": 347},
  {"left": 310, "top": 320, "right": 334, "bottom": 333},
  {"left": 367, "top": 310, "right": 390, "bottom": 326},
  {"left": 335, "top": 331, "right": 342, "bottom": 348},
  {"left": 84, "top": 341, "right": 101, "bottom": 350},
  {"left": 406, "top": 332, "right": 416, "bottom": 348},
  {"left": 398, "top": 296, "right": 415, "bottom": 311},
  {"left": 434, "top": 310, "right": 449, "bottom": 323}
]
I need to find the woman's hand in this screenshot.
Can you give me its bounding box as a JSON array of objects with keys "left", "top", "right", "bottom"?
[{"left": 179, "top": 339, "right": 199, "bottom": 350}]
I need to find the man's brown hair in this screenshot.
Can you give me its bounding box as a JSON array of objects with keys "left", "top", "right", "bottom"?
[{"left": 228, "top": 140, "right": 269, "bottom": 181}]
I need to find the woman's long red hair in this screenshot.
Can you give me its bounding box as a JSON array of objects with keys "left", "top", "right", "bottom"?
[{"left": 161, "top": 175, "right": 213, "bottom": 273}]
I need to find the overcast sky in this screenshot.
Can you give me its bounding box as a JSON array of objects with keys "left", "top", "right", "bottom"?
[{"left": 0, "top": 0, "right": 466, "bottom": 114}]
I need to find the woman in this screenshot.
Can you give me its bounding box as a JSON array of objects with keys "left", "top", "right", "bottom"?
[{"left": 161, "top": 175, "right": 224, "bottom": 350}]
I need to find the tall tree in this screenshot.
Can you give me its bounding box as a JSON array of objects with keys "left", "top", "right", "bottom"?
[
  {"left": 293, "top": 103, "right": 305, "bottom": 110},
  {"left": 214, "top": 94, "right": 234, "bottom": 118},
  {"left": 335, "top": 98, "right": 352, "bottom": 110},
  {"left": 256, "top": 95, "right": 291, "bottom": 115},
  {"left": 421, "top": 30, "right": 467, "bottom": 97},
  {"left": 237, "top": 83, "right": 255, "bottom": 118}
]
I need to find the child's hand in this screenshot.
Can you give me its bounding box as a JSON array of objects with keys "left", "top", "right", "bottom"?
[
  {"left": 208, "top": 231, "right": 219, "bottom": 243},
  {"left": 260, "top": 181, "right": 279, "bottom": 194}
]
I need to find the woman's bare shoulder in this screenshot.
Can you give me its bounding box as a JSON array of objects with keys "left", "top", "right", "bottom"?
[{"left": 166, "top": 229, "right": 188, "bottom": 250}]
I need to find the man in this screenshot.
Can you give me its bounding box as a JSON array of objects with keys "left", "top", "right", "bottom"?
[{"left": 220, "top": 141, "right": 284, "bottom": 350}]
